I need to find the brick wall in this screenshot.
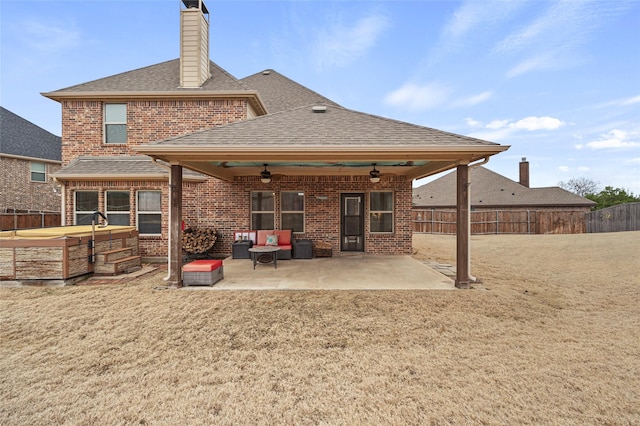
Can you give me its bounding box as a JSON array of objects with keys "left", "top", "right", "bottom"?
[
  {"left": 63, "top": 174, "right": 413, "bottom": 259},
  {"left": 61, "top": 99, "right": 248, "bottom": 164},
  {"left": 0, "top": 157, "right": 62, "bottom": 212}
]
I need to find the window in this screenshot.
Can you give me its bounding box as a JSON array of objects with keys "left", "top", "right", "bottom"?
[
  {"left": 30, "top": 161, "right": 46, "bottom": 182},
  {"left": 251, "top": 191, "right": 275, "bottom": 230},
  {"left": 104, "top": 103, "right": 127, "bottom": 144},
  {"left": 75, "top": 191, "right": 99, "bottom": 225},
  {"left": 370, "top": 191, "right": 394, "bottom": 233},
  {"left": 106, "top": 191, "right": 130, "bottom": 226},
  {"left": 281, "top": 191, "right": 304, "bottom": 232},
  {"left": 137, "top": 191, "right": 161, "bottom": 235}
]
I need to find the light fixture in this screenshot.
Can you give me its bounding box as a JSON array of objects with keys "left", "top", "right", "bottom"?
[
  {"left": 260, "top": 164, "right": 272, "bottom": 184},
  {"left": 369, "top": 163, "right": 381, "bottom": 183}
]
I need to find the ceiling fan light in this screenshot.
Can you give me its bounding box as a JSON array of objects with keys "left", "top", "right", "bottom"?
[
  {"left": 260, "top": 164, "right": 272, "bottom": 183},
  {"left": 369, "top": 163, "right": 381, "bottom": 183}
]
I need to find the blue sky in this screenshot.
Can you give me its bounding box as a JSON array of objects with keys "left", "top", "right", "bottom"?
[{"left": 2, "top": 0, "right": 639, "bottom": 193}]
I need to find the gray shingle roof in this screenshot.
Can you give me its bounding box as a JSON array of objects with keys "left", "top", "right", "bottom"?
[
  {"left": 146, "top": 104, "right": 501, "bottom": 148},
  {"left": 241, "top": 69, "right": 341, "bottom": 113},
  {"left": 413, "top": 166, "right": 596, "bottom": 207},
  {"left": 0, "top": 106, "right": 61, "bottom": 161},
  {"left": 52, "top": 156, "right": 205, "bottom": 181},
  {"left": 43, "top": 59, "right": 251, "bottom": 94}
]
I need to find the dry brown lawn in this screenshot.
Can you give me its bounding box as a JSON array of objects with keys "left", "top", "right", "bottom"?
[{"left": 1, "top": 232, "right": 639, "bottom": 425}]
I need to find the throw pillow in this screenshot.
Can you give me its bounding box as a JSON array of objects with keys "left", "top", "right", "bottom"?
[{"left": 266, "top": 234, "right": 279, "bottom": 246}]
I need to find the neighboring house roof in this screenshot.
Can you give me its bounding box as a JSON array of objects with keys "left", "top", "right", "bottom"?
[
  {"left": 136, "top": 104, "right": 508, "bottom": 181},
  {"left": 53, "top": 156, "right": 206, "bottom": 182},
  {"left": 240, "top": 69, "right": 341, "bottom": 113},
  {"left": 0, "top": 106, "right": 61, "bottom": 162},
  {"left": 413, "top": 166, "right": 596, "bottom": 208},
  {"left": 41, "top": 59, "right": 267, "bottom": 115}
]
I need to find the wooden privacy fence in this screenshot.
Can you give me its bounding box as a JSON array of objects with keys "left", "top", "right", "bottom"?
[
  {"left": 586, "top": 202, "right": 640, "bottom": 233},
  {"left": 412, "top": 209, "right": 588, "bottom": 235},
  {"left": 0, "top": 212, "right": 61, "bottom": 231}
]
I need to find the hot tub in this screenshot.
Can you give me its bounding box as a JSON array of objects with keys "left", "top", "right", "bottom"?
[{"left": 0, "top": 225, "right": 139, "bottom": 282}]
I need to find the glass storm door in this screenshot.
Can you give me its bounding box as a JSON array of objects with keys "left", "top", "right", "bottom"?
[{"left": 341, "top": 193, "right": 364, "bottom": 252}]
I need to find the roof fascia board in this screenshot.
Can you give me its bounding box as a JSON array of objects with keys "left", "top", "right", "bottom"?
[{"left": 1, "top": 153, "right": 62, "bottom": 164}]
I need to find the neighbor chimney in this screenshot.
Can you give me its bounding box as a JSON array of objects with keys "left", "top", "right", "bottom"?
[
  {"left": 519, "top": 157, "right": 530, "bottom": 188},
  {"left": 180, "top": 0, "right": 210, "bottom": 88}
]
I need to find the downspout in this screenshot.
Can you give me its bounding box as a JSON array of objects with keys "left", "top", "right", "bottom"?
[
  {"left": 53, "top": 177, "right": 65, "bottom": 226},
  {"left": 152, "top": 157, "right": 173, "bottom": 282},
  {"left": 465, "top": 156, "right": 490, "bottom": 283}
]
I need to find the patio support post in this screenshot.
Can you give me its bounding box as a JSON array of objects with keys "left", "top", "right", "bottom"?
[
  {"left": 455, "top": 164, "right": 471, "bottom": 288},
  {"left": 168, "top": 164, "right": 183, "bottom": 287}
]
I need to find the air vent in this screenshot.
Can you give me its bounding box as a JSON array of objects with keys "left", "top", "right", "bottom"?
[
  {"left": 262, "top": 70, "right": 271, "bottom": 75},
  {"left": 312, "top": 106, "right": 327, "bottom": 113}
]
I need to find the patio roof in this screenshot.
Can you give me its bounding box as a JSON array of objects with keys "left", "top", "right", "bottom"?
[{"left": 135, "top": 104, "right": 509, "bottom": 181}]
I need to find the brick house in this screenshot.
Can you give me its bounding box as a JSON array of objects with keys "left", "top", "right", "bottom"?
[
  {"left": 0, "top": 106, "right": 62, "bottom": 214},
  {"left": 44, "top": 0, "right": 509, "bottom": 287}
]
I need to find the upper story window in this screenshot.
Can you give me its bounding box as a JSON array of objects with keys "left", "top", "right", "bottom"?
[
  {"left": 251, "top": 191, "right": 275, "bottom": 230},
  {"left": 281, "top": 191, "right": 304, "bottom": 233},
  {"left": 106, "top": 190, "right": 130, "bottom": 226},
  {"left": 370, "top": 191, "right": 394, "bottom": 233},
  {"left": 74, "top": 191, "right": 99, "bottom": 225},
  {"left": 30, "top": 161, "right": 46, "bottom": 182},
  {"left": 104, "top": 103, "right": 127, "bottom": 144}
]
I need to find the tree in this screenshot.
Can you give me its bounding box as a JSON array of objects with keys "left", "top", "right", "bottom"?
[
  {"left": 585, "top": 186, "right": 640, "bottom": 210},
  {"left": 558, "top": 177, "right": 599, "bottom": 197}
]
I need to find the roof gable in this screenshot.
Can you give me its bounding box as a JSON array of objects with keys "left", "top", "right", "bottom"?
[
  {"left": 0, "top": 107, "right": 61, "bottom": 161},
  {"left": 413, "top": 166, "right": 596, "bottom": 207}
]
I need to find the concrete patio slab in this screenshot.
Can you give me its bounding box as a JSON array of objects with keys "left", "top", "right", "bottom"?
[{"left": 184, "top": 255, "right": 455, "bottom": 290}]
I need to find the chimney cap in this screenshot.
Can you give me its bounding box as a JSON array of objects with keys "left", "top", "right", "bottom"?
[
  {"left": 182, "top": 0, "right": 208, "bottom": 14},
  {"left": 521, "top": 157, "right": 527, "bottom": 162}
]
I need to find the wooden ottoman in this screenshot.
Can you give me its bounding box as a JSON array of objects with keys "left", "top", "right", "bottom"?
[{"left": 182, "top": 259, "right": 224, "bottom": 286}]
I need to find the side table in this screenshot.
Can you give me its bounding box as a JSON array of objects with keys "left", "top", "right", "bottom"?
[{"left": 232, "top": 240, "right": 253, "bottom": 259}]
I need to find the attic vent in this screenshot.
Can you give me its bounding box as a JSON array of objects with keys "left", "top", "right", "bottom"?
[
  {"left": 262, "top": 70, "right": 271, "bottom": 75},
  {"left": 312, "top": 106, "right": 327, "bottom": 113}
]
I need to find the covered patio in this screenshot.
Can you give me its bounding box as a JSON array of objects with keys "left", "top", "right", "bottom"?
[
  {"left": 188, "top": 255, "right": 456, "bottom": 291},
  {"left": 135, "top": 104, "right": 509, "bottom": 288}
]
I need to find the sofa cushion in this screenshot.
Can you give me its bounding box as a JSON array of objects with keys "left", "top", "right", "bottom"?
[
  {"left": 266, "top": 234, "right": 279, "bottom": 246},
  {"left": 183, "top": 259, "right": 223, "bottom": 272},
  {"left": 276, "top": 229, "right": 291, "bottom": 245}
]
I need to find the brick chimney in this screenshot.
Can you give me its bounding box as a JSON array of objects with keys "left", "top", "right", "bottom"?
[
  {"left": 519, "top": 157, "right": 530, "bottom": 188},
  {"left": 180, "top": 0, "right": 210, "bottom": 88}
]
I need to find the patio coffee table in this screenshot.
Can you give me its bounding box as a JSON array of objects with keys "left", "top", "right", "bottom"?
[{"left": 248, "top": 246, "right": 281, "bottom": 269}]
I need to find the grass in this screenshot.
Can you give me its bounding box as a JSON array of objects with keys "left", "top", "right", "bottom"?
[{"left": 1, "top": 231, "right": 639, "bottom": 425}]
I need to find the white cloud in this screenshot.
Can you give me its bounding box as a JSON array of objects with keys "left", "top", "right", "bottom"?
[
  {"left": 586, "top": 129, "right": 640, "bottom": 150},
  {"left": 621, "top": 95, "right": 640, "bottom": 106},
  {"left": 384, "top": 82, "right": 451, "bottom": 110},
  {"left": 625, "top": 158, "right": 640, "bottom": 165},
  {"left": 451, "top": 91, "right": 493, "bottom": 107},
  {"left": 578, "top": 166, "right": 591, "bottom": 172},
  {"left": 464, "top": 117, "right": 483, "bottom": 127},
  {"left": 509, "top": 116, "right": 565, "bottom": 131},
  {"left": 506, "top": 52, "right": 556, "bottom": 78},
  {"left": 558, "top": 166, "right": 570, "bottom": 172},
  {"left": 20, "top": 19, "right": 81, "bottom": 53},
  {"left": 486, "top": 119, "right": 510, "bottom": 129},
  {"left": 315, "top": 14, "right": 390, "bottom": 69}
]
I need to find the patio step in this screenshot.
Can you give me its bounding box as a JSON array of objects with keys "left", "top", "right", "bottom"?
[{"left": 93, "top": 247, "right": 142, "bottom": 275}]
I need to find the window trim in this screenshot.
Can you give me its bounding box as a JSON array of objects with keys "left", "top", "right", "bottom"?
[
  {"left": 250, "top": 191, "right": 275, "bottom": 230},
  {"left": 136, "top": 190, "right": 162, "bottom": 236},
  {"left": 30, "top": 161, "right": 46, "bottom": 182},
  {"left": 280, "top": 191, "right": 305, "bottom": 233},
  {"left": 74, "top": 190, "right": 99, "bottom": 225},
  {"left": 104, "top": 103, "right": 127, "bottom": 144},
  {"left": 369, "top": 190, "right": 394, "bottom": 234},
  {"left": 105, "top": 190, "right": 131, "bottom": 226}
]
